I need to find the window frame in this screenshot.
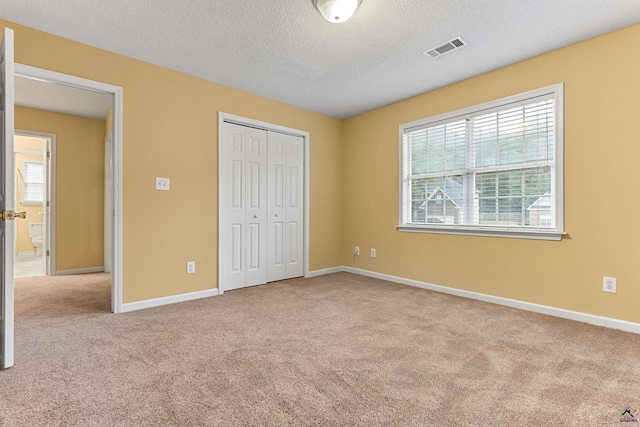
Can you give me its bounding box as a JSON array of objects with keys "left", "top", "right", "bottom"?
[
  {"left": 397, "top": 83, "right": 565, "bottom": 241},
  {"left": 21, "top": 159, "right": 44, "bottom": 206}
]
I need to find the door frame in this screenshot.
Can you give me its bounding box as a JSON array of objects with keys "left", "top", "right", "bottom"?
[
  {"left": 104, "top": 130, "right": 113, "bottom": 274},
  {"left": 14, "top": 63, "right": 124, "bottom": 313},
  {"left": 217, "top": 112, "right": 310, "bottom": 294},
  {"left": 13, "top": 129, "right": 55, "bottom": 276}
]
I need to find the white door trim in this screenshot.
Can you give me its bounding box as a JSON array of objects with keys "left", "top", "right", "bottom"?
[
  {"left": 14, "top": 63, "right": 124, "bottom": 313},
  {"left": 104, "top": 130, "right": 113, "bottom": 274},
  {"left": 14, "top": 129, "right": 56, "bottom": 276},
  {"left": 218, "top": 112, "right": 310, "bottom": 294}
]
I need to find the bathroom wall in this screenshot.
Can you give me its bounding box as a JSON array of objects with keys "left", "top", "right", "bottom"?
[
  {"left": 14, "top": 135, "right": 45, "bottom": 254},
  {"left": 15, "top": 106, "right": 106, "bottom": 272}
]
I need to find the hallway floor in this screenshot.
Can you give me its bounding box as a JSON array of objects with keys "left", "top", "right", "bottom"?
[{"left": 14, "top": 252, "right": 45, "bottom": 278}]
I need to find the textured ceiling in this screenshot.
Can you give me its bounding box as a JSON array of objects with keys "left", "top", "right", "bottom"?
[
  {"left": 15, "top": 76, "right": 112, "bottom": 120},
  {"left": 2, "top": 1, "right": 640, "bottom": 119}
]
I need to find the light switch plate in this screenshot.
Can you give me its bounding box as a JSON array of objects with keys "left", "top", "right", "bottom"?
[
  {"left": 187, "top": 261, "right": 196, "bottom": 274},
  {"left": 156, "top": 177, "right": 170, "bottom": 191}
]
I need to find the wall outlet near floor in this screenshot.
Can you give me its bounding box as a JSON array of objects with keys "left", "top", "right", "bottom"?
[
  {"left": 156, "top": 177, "right": 170, "bottom": 191},
  {"left": 603, "top": 276, "right": 616, "bottom": 293},
  {"left": 187, "top": 261, "right": 196, "bottom": 274},
  {"left": 371, "top": 248, "right": 376, "bottom": 258},
  {"left": 354, "top": 246, "right": 360, "bottom": 256}
]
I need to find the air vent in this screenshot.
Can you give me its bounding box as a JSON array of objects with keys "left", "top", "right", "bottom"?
[{"left": 423, "top": 37, "right": 467, "bottom": 58}]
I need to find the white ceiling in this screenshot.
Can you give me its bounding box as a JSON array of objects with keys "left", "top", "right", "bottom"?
[
  {"left": 15, "top": 76, "right": 112, "bottom": 120},
  {"left": 3, "top": 1, "right": 640, "bottom": 119}
]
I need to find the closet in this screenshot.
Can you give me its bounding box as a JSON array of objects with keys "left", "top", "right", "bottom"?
[{"left": 220, "top": 122, "right": 304, "bottom": 291}]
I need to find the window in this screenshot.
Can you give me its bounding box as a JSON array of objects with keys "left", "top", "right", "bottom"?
[
  {"left": 22, "top": 160, "right": 44, "bottom": 205},
  {"left": 539, "top": 215, "right": 553, "bottom": 228},
  {"left": 399, "top": 84, "right": 564, "bottom": 240}
]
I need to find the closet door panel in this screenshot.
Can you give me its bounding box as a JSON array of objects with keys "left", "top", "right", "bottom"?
[
  {"left": 285, "top": 135, "right": 304, "bottom": 279},
  {"left": 245, "top": 128, "right": 268, "bottom": 287},
  {"left": 221, "top": 123, "right": 247, "bottom": 291},
  {"left": 267, "top": 132, "right": 287, "bottom": 282}
]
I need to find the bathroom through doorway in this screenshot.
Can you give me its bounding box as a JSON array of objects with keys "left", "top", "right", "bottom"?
[{"left": 13, "top": 131, "right": 52, "bottom": 278}]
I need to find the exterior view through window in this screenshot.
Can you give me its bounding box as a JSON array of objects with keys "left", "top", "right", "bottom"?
[
  {"left": 399, "top": 84, "right": 564, "bottom": 240},
  {"left": 22, "top": 160, "right": 44, "bottom": 204}
]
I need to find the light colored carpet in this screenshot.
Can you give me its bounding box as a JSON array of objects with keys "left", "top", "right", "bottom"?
[
  {"left": 14, "top": 272, "right": 111, "bottom": 318},
  {"left": 1, "top": 272, "right": 639, "bottom": 426}
]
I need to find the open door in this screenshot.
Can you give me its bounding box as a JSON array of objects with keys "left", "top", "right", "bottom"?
[{"left": 0, "top": 28, "right": 15, "bottom": 370}]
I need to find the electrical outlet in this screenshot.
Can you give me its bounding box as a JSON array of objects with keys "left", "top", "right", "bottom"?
[
  {"left": 603, "top": 276, "right": 616, "bottom": 293},
  {"left": 354, "top": 246, "right": 360, "bottom": 256},
  {"left": 156, "top": 177, "right": 170, "bottom": 191},
  {"left": 187, "top": 261, "right": 196, "bottom": 274},
  {"left": 371, "top": 248, "right": 376, "bottom": 258}
]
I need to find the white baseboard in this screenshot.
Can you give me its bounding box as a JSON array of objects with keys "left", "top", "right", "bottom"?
[
  {"left": 122, "top": 288, "right": 219, "bottom": 313},
  {"left": 306, "top": 267, "right": 344, "bottom": 278},
  {"left": 342, "top": 266, "right": 640, "bottom": 335},
  {"left": 55, "top": 266, "right": 105, "bottom": 275}
]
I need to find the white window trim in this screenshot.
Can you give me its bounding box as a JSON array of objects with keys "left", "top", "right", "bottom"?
[
  {"left": 20, "top": 159, "right": 44, "bottom": 206},
  {"left": 397, "top": 83, "right": 565, "bottom": 241}
]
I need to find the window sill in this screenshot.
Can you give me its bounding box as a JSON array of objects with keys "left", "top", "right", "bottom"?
[
  {"left": 397, "top": 224, "right": 565, "bottom": 241},
  {"left": 20, "top": 201, "right": 43, "bottom": 206}
]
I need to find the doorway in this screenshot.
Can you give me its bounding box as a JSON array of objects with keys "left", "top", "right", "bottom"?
[
  {"left": 13, "top": 64, "right": 123, "bottom": 313},
  {"left": 1, "top": 29, "right": 124, "bottom": 369},
  {"left": 13, "top": 131, "right": 53, "bottom": 278}
]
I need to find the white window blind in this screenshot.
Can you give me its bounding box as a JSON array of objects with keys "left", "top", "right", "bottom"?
[
  {"left": 399, "top": 84, "right": 564, "bottom": 240},
  {"left": 22, "top": 161, "right": 44, "bottom": 204}
]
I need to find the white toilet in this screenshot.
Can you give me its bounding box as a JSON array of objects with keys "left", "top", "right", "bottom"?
[{"left": 28, "top": 222, "right": 44, "bottom": 256}]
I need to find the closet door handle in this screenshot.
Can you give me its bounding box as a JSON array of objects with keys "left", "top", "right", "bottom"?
[
  {"left": 275, "top": 214, "right": 279, "bottom": 217},
  {"left": 253, "top": 215, "right": 258, "bottom": 219}
]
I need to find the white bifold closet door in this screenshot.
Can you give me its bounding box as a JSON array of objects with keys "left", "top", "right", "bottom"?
[
  {"left": 267, "top": 132, "right": 304, "bottom": 282},
  {"left": 220, "top": 122, "right": 303, "bottom": 291},
  {"left": 221, "top": 123, "right": 267, "bottom": 291}
]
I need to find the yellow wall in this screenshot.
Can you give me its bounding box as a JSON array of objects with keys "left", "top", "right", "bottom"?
[
  {"left": 1, "top": 19, "right": 344, "bottom": 303},
  {"left": 8, "top": 17, "right": 639, "bottom": 325},
  {"left": 15, "top": 107, "right": 106, "bottom": 271},
  {"left": 105, "top": 108, "right": 113, "bottom": 137},
  {"left": 343, "top": 23, "right": 640, "bottom": 324},
  {"left": 14, "top": 135, "right": 45, "bottom": 253}
]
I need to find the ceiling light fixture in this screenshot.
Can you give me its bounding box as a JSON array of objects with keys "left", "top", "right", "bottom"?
[{"left": 312, "top": 0, "right": 362, "bottom": 24}]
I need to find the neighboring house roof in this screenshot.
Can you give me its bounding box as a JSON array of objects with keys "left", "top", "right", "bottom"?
[
  {"left": 419, "top": 187, "right": 461, "bottom": 209},
  {"left": 527, "top": 194, "right": 552, "bottom": 211},
  {"left": 429, "top": 177, "right": 464, "bottom": 205}
]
